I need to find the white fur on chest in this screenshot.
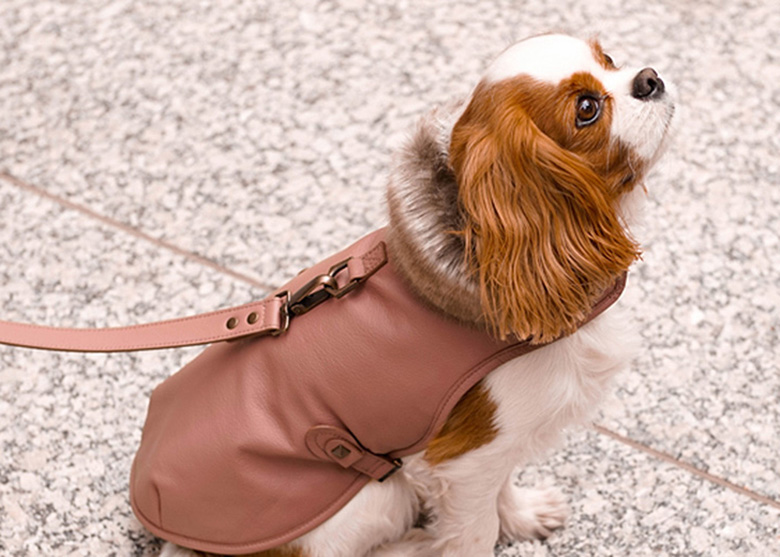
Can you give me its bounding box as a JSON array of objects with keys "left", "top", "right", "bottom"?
[{"left": 485, "top": 304, "right": 638, "bottom": 460}]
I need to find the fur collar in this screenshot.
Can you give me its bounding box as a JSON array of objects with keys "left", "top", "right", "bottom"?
[{"left": 386, "top": 102, "right": 485, "bottom": 327}]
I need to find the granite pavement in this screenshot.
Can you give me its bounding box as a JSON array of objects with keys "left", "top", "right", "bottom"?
[{"left": 1, "top": 0, "right": 779, "bottom": 555}]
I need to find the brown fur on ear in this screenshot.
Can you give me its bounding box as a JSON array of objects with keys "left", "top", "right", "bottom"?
[{"left": 450, "top": 82, "right": 640, "bottom": 343}]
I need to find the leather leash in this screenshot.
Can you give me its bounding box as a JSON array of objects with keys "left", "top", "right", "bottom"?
[
  {"left": 0, "top": 237, "right": 626, "bottom": 354},
  {"left": 0, "top": 242, "right": 388, "bottom": 353}
]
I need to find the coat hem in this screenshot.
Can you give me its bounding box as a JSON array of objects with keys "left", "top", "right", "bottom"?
[{"left": 130, "top": 459, "right": 372, "bottom": 554}]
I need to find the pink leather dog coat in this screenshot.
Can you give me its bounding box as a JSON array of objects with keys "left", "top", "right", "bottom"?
[{"left": 129, "top": 229, "right": 625, "bottom": 554}]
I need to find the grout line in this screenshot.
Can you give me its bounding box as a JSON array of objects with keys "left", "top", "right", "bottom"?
[
  {"left": 0, "top": 172, "right": 276, "bottom": 292},
  {"left": 593, "top": 424, "right": 780, "bottom": 511}
]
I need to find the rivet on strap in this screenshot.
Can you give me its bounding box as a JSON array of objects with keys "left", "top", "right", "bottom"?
[{"left": 304, "top": 425, "right": 402, "bottom": 482}]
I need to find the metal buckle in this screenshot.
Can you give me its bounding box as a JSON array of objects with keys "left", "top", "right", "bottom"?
[
  {"left": 377, "top": 458, "right": 403, "bottom": 482},
  {"left": 272, "top": 291, "right": 292, "bottom": 336},
  {"left": 287, "top": 273, "right": 340, "bottom": 316},
  {"left": 273, "top": 258, "right": 360, "bottom": 335},
  {"left": 324, "top": 260, "right": 362, "bottom": 298}
]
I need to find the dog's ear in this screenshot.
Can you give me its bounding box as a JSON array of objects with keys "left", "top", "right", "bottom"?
[{"left": 450, "top": 88, "right": 640, "bottom": 343}]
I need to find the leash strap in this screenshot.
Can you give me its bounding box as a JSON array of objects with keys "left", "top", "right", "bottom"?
[
  {"left": 0, "top": 239, "right": 625, "bottom": 353},
  {"left": 0, "top": 297, "right": 286, "bottom": 353},
  {"left": 0, "top": 241, "right": 388, "bottom": 353}
]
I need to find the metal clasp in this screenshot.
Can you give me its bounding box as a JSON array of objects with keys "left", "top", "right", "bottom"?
[
  {"left": 323, "top": 259, "right": 362, "bottom": 299},
  {"left": 287, "top": 273, "right": 340, "bottom": 316},
  {"left": 273, "top": 258, "right": 361, "bottom": 336},
  {"left": 271, "top": 291, "right": 292, "bottom": 336}
]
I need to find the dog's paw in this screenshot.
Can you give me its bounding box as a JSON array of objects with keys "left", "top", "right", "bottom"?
[
  {"left": 498, "top": 484, "right": 569, "bottom": 541},
  {"left": 158, "top": 542, "right": 200, "bottom": 557}
]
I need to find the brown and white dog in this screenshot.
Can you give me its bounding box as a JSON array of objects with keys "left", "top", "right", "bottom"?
[{"left": 161, "top": 33, "right": 675, "bottom": 557}]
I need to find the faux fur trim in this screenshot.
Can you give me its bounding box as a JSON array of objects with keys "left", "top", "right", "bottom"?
[{"left": 386, "top": 102, "right": 485, "bottom": 327}]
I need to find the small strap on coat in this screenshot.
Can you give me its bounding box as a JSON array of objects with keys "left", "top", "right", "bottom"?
[{"left": 305, "top": 425, "right": 402, "bottom": 482}]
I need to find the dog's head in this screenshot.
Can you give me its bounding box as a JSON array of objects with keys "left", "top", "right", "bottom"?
[{"left": 450, "top": 34, "right": 675, "bottom": 342}]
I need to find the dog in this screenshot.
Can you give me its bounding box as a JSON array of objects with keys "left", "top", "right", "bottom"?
[{"left": 159, "top": 33, "right": 675, "bottom": 557}]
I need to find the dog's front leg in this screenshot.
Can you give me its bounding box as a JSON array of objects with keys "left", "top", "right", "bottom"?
[
  {"left": 429, "top": 469, "right": 505, "bottom": 557},
  {"left": 382, "top": 451, "right": 511, "bottom": 557}
]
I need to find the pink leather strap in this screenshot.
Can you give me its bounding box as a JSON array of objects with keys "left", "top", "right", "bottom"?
[
  {"left": 0, "top": 297, "right": 287, "bottom": 352},
  {"left": 305, "top": 425, "right": 402, "bottom": 482},
  {"left": 0, "top": 242, "right": 622, "bottom": 353},
  {"left": 0, "top": 241, "right": 388, "bottom": 353}
]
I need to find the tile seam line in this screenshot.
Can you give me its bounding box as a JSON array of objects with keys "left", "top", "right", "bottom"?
[
  {"left": 592, "top": 424, "right": 780, "bottom": 511},
  {"left": 0, "top": 172, "right": 275, "bottom": 292}
]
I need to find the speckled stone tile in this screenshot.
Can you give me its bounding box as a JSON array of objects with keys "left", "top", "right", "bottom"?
[
  {"left": 0, "top": 180, "right": 265, "bottom": 555},
  {"left": 0, "top": 180, "right": 267, "bottom": 327},
  {"left": 497, "top": 429, "right": 780, "bottom": 557},
  {"left": 1, "top": 0, "right": 779, "bottom": 554},
  {"left": 594, "top": 0, "right": 780, "bottom": 503},
  {"left": 1, "top": 0, "right": 702, "bottom": 285}
]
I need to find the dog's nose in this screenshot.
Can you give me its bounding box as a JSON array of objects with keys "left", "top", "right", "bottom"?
[{"left": 632, "top": 68, "right": 665, "bottom": 100}]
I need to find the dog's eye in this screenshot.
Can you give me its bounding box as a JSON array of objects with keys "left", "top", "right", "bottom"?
[
  {"left": 576, "top": 96, "right": 602, "bottom": 128},
  {"left": 603, "top": 53, "right": 616, "bottom": 68}
]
